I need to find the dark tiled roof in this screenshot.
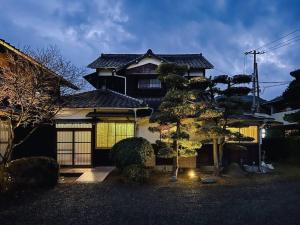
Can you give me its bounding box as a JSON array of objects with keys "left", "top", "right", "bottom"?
[
  {"left": 262, "top": 96, "right": 283, "bottom": 105},
  {"left": 61, "top": 89, "right": 147, "bottom": 108},
  {"left": 88, "top": 49, "right": 214, "bottom": 70}
]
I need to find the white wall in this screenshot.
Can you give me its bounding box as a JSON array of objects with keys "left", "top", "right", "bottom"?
[
  {"left": 98, "top": 69, "right": 113, "bottom": 76},
  {"left": 127, "top": 57, "right": 161, "bottom": 69},
  {"left": 136, "top": 118, "right": 160, "bottom": 144},
  {"left": 56, "top": 108, "right": 93, "bottom": 120}
]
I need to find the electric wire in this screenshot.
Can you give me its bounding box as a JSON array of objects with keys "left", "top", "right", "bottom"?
[
  {"left": 264, "top": 38, "right": 300, "bottom": 52},
  {"left": 255, "top": 28, "right": 300, "bottom": 51}
]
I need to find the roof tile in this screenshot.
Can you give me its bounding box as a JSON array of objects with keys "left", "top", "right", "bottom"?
[{"left": 62, "top": 89, "right": 147, "bottom": 108}]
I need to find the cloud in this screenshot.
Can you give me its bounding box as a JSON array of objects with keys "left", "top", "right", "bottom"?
[
  {"left": 0, "top": 0, "right": 134, "bottom": 64},
  {"left": 0, "top": 0, "right": 299, "bottom": 99}
]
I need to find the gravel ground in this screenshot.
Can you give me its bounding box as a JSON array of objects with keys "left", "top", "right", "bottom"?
[{"left": 0, "top": 176, "right": 300, "bottom": 225}]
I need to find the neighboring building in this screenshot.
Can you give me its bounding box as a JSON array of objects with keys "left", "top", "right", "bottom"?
[
  {"left": 263, "top": 96, "right": 300, "bottom": 137},
  {"left": 262, "top": 69, "right": 300, "bottom": 137},
  {"left": 0, "top": 39, "right": 77, "bottom": 160}
]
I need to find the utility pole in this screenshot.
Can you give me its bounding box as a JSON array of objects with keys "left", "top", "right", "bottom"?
[
  {"left": 245, "top": 50, "right": 265, "bottom": 172},
  {"left": 244, "top": 50, "right": 265, "bottom": 113}
]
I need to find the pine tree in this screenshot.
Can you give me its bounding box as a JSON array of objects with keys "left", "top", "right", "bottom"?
[
  {"left": 196, "top": 74, "right": 253, "bottom": 174},
  {"left": 149, "top": 63, "right": 204, "bottom": 180}
]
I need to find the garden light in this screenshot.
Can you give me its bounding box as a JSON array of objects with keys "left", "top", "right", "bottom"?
[{"left": 188, "top": 170, "right": 196, "bottom": 179}]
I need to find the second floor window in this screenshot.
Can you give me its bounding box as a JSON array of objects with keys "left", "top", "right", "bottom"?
[{"left": 138, "top": 79, "right": 161, "bottom": 89}]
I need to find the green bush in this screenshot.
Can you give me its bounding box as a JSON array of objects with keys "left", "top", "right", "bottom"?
[
  {"left": 122, "top": 164, "right": 149, "bottom": 183},
  {"left": 110, "top": 137, "right": 154, "bottom": 170},
  {"left": 0, "top": 156, "right": 59, "bottom": 193}
]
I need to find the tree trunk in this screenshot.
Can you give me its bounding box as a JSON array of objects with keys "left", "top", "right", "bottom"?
[
  {"left": 218, "top": 137, "right": 225, "bottom": 168},
  {"left": 213, "top": 138, "right": 220, "bottom": 176},
  {"left": 172, "top": 140, "right": 179, "bottom": 181},
  {"left": 2, "top": 121, "right": 14, "bottom": 165},
  {"left": 172, "top": 122, "right": 180, "bottom": 181}
]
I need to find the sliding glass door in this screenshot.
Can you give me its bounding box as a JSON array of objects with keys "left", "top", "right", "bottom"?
[{"left": 56, "top": 123, "right": 92, "bottom": 166}]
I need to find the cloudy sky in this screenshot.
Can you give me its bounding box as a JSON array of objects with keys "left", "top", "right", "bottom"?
[{"left": 1, "top": 0, "right": 299, "bottom": 100}]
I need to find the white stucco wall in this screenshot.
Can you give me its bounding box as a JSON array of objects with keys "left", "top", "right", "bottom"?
[
  {"left": 56, "top": 108, "right": 93, "bottom": 120},
  {"left": 127, "top": 57, "right": 161, "bottom": 69},
  {"left": 136, "top": 118, "right": 160, "bottom": 144},
  {"left": 98, "top": 69, "right": 113, "bottom": 76}
]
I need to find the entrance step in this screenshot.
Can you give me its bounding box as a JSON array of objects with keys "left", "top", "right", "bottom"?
[{"left": 76, "top": 166, "right": 115, "bottom": 183}]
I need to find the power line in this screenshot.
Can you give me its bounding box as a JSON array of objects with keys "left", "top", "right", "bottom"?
[
  {"left": 263, "top": 34, "right": 300, "bottom": 51},
  {"left": 255, "top": 28, "right": 300, "bottom": 51},
  {"left": 260, "top": 81, "right": 290, "bottom": 83},
  {"left": 265, "top": 37, "right": 300, "bottom": 52},
  {"left": 261, "top": 82, "right": 289, "bottom": 94}
]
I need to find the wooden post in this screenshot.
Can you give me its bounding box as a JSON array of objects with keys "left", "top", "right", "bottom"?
[{"left": 213, "top": 138, "right": 219, "bottom": 175}]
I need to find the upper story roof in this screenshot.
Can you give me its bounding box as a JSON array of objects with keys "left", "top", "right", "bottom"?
[
  {"left": 61, "top": 89, "right": 147, "bottom": 109},
  {"left": 0, "top": 39, "right": 78, "bottom": 90},
  {"left": 88, "top": 49, "right": 214, "bottom": 70}
]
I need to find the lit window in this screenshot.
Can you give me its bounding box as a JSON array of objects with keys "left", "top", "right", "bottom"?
[
  {"left": 96, "top": 122, "right": 135, "bottom": 148},
  {"left": 226, "top": 126, "right": 258, "bottom": 143},
  {"left": 138, "top": 79, "right": 161, "bottom": 89}
]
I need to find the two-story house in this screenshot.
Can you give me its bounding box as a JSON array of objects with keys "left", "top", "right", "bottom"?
[{"left": 55, "top": 49, "right": 214, "bottom": 167}]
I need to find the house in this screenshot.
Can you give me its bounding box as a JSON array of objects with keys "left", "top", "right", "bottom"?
[
  {"left": 55, "top": 49, "right": 265, "bottom": 168},
  {"left": 0, "top": 39, "right": 77, "bottom": 161},
  {"left": 55, "top": 49, "right": 214, "bottom": 167},
  {"left": 262, "top": 69, "right": 300, "bottom": 137}
]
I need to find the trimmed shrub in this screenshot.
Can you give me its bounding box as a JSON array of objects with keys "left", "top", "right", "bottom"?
[
  {"left": 110, "top": 137, "right": 154, "bottom": 170},
  {"left": 0, "top": 156, "right": 59, "bottom": 193},
  {"left": 122, "top": 164, "right": 149, "bottom": 183}
]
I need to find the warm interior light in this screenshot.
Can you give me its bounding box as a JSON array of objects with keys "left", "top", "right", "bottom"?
[{"left": 188, "top": 170, "right": 196, "bottom": 179}]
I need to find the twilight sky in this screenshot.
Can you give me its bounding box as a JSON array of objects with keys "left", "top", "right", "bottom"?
[{"left": 1, "top": 0, "right": 299, "bottom": 100}]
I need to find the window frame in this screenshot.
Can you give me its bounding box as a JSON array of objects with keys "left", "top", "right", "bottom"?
[
  {"left": 138, "top": 78, "right": 162, "bottom": 89},
  {"left": 56, "top": 123, "right": 92, "bottom": 166},
  {"left": 95, "top": 121, "right": 136, "bottom": 149}
]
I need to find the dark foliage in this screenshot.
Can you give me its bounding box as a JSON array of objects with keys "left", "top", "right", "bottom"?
[
  {"left": 231, "top": 75, "right": 252, "bottom": 84},
  {"left": 0, "top": 157, "right": 59, "bottom": 193},
  {"left": 213, "top": 75, "right": 229, "bottom": 84},
  {"left": 263, "top": 137, "right": 300, "bottom": 163},
  {"left": 283, "top": 79, "right": 300, "bottom": 108},
  {"left": 221, "top": 87, "right": 252, "bottom": 96},
  {"left": 157, "top": 63, "right": 188, "bottom": 77},
  {"left": 189, "top": 77, "right": 210, "bottom": 90},
  {"left": 122, "top": 164, "right": 149, "bottom": 183},
  {"left": 110, "top": 137, "right": 154, "bottom": 170}
]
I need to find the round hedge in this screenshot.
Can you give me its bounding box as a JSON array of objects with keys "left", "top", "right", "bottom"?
[
  {"left": 1, "top": 156, "right": 59, "bottom": 192},
  {"left": 122, "top": 164, "right": 149, "bottom": 183},
  {"left": 110, "top": 137, "right": 154, "bottom": 170}
]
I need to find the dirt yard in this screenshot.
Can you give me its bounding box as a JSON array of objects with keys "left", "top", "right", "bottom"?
[{"left": 0, "top": 164, "right": 299, "bottom": 225}]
